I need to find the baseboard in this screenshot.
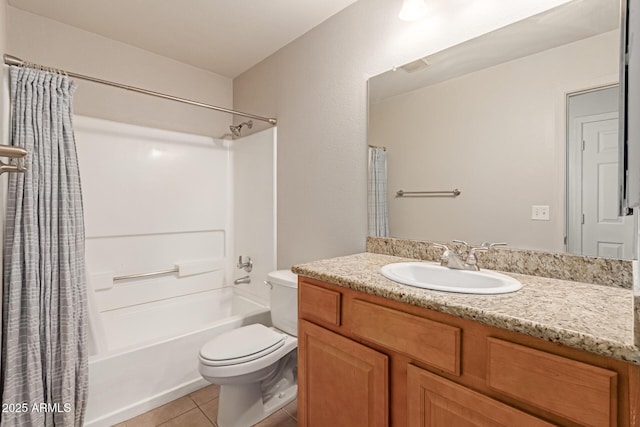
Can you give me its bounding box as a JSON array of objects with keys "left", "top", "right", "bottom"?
[{"left": 84, "top": 378, "right": 209, "bottom": 427}]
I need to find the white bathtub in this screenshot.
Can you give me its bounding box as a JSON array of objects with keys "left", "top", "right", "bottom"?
[{"left": 84, "top": 289, "right": 270, "bottom": 427}]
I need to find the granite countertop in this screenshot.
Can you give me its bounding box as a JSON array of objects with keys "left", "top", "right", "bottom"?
[{"left": 292, "top": 252, "right": 640, "bottom": 364}]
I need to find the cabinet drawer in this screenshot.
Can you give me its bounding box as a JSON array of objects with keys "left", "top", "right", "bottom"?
[
  {"left": 349, "top": 299, "right": 460, "bottom": 375},
  {"left": 299, "top": 281, "right": 341, "bottom": 326},
  {"left": 408, "top": 364, "right": 554, "bottom": 427},
  {"left": 487, "top": 338, "right": 617, "bottom": 427}
]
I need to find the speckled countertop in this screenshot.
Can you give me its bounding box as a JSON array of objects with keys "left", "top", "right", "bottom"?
[{"left": 292, "top": 252, "right": 640, "bottom": 364}]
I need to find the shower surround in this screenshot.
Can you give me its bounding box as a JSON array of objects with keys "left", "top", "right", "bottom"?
[{"left": 73, "top": 116, "right": 277, "bottom": 426}]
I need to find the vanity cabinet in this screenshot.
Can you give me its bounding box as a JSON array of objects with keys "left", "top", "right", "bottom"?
[
  {"left": 298, "top": 319, "right": 388, "bottom": 426},
  {"left": 297, "top": 276, "right": 640, "bottom": 427}
]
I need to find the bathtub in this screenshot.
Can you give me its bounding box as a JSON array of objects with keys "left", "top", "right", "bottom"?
[{"left": 84, "top": 289, "right": 270, "bottom": 427}]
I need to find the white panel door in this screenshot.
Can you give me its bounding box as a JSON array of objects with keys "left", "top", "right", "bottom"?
[{"left": 582, "top": 115, "right": 636, "bottom": 258}]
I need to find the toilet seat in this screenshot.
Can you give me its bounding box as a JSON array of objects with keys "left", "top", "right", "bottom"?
[
  {"left": 199, "top": 329, "right": 297, "bottom": 381},
  {"left": 200, "top": 324, "right": 285, "bottom": 367}
]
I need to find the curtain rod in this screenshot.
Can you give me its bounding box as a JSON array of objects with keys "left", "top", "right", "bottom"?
[{"left": 3, "top": 54, "right": 277, "bottom": 126}]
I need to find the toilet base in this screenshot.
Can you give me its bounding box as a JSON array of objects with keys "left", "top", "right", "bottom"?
[{"left": 217, "top": 382, "right": 297, "bottom": 427}]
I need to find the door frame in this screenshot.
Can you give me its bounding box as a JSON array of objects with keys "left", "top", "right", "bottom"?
[
  {"left": 566, "top": 106, "right": 618, "bottom": 255},
  {"left": 553, "top": 75, "right": 618, "bottom": 252}
]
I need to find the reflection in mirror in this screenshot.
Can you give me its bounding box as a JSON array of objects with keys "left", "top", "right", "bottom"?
[{"left": 367, "top": 0, "right": 637, "bottom": 259}]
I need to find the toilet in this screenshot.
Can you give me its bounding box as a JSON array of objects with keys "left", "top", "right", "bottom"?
[{"left": 198, "top": 270, "right": 298, "bottom": 427}]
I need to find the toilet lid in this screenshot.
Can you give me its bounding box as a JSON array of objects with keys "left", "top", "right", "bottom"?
[{"left": 199, "top": 324, "right": 285, "bottom": 367}]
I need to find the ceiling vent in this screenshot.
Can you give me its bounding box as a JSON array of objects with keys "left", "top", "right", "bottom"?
[{"left": 399, "top": 57, "right": 430, "bottom": 73}]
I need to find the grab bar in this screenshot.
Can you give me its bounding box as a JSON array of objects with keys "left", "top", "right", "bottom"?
[
  {"left": 110, "top": 259, "right": 224, "bottom": 283},
  {"left": 396, "top": 189, "right": 461, "bottom": 197},
  {"left": 113, "top": 267, "right": 178, "bottom": 282},
  {"left": 0, "top": 144, "right": 28, "bottom": 176},
  {"left": 0, "top": 145, "right": 27, "bottom": 158}
]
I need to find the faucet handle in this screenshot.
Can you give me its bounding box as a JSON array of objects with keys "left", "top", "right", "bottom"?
[
  {"left": 452, "top": 240, "right": 470, "bottom": 251},
  {"left": 480, "top": 242, "right": 507, "bottom": 249},
  {"left": 466, "top": 244, "right": 505, "bottom": 270},
  {"left": 468, "top": 246, "right": 489, "bottom": 255},
  {"left": 432, "top": 243, "right": 452, "bottom": 265},
  {"left": 465, "top": 246, "right": 489, "bottom": 270},
  {"left": 432, "top": 243, "right": 450, "bottom": 251}
]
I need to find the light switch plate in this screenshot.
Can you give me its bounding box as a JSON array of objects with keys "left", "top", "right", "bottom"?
[{"left": 531, "top": 205, "right": 550, "bottom": 221}]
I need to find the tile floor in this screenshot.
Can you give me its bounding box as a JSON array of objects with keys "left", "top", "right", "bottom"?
[{"left": 114, "top": 384, "right": 297, "bottom": 427}]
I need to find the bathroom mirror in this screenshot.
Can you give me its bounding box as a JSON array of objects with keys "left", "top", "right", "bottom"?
[{"left": 367, "top": 0, "right": 637, "bottom": 259}]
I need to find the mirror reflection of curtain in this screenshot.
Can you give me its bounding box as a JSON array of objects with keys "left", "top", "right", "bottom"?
[{"left": 368, "top": 146, "right": 389, "bottom": 237}]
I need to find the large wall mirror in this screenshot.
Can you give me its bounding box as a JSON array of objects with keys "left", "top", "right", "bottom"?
[{"left": 367, "top": 0, "right": 637, "bottom": 259}]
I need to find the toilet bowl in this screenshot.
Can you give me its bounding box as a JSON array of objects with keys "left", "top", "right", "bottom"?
[{"left": 198, "top": 270, "right": 298, "bottom": 427}]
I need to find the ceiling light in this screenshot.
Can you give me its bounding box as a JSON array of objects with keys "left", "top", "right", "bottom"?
[{"left": 399, "top": 0, "right": 427, "bottom": 21}]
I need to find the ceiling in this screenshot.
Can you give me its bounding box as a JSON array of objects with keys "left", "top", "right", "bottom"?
[
  {"left": 370, "top": 0, "right": 619, "bottom": 102},
  {"left": 7, "top": 0, "right": 359, "bottom": 78}
]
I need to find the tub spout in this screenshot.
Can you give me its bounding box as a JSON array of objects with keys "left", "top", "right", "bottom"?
[{"left": 234, "top": 275, "right": 251, "bottom": 285}]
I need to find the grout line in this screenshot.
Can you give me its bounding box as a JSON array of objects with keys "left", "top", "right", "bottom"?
[
  {"left": 199, "top": 406, "right": 216, "bottom": 425},
  {"left": 156, "top": 407, "right": 214, "bottom": 427},
  {"left": 285, "top": 409, "right": 297, "bottom": 424},
  {"left": 200, "top": 406, "right": 217, "bottom": 427},
  {"left": 283, "top": 402, "right": 297, "bottom": 421},
  {"left": 193, "top": 396, "right": 218, "bottom": 407},
  {"left": 152, "top": 398, "right": 199, "bottom": 427},
  {"left": 284, "top": 410, "right": 297, "bottom": 423},
  {"left": 189, "top": 385, "right": 221, "bottom": 406},
  {"left": 194, "top": 395, "right": 219, "bottom": 427},
  {"left": 283, "top": 410, "right": 296, "bottom": 422},
  {"left": 210, "top": 408, "right": 219, "bottom": 427},
  {"left": 191, "top": 397, "right": 218, "bottom": 408}
]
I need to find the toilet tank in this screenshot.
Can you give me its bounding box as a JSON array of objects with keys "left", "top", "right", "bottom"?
[{"left": 268, "top": 270, "right": 298, "bottom": 336}]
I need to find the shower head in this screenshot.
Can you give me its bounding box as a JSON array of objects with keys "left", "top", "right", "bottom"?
[{"left": 229, "top": 120, "right": 253, "bottom": 137}]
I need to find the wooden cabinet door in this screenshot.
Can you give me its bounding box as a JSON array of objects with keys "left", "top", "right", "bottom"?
[
  {"left": 298, "top": 319, "right": 389, "bottom": 427},
  {"left": 407, "top": 364, "right": 554, "bottom": 427}
]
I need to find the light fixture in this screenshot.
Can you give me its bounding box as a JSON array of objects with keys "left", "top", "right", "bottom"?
[{"left": 399, "top": 0, "right": 427, "bottom": 21}]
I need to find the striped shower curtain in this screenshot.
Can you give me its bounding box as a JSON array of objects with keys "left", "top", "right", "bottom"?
[
  {"left": 1, "top": 66, "right": 88, "bottom": 426},
  {"left": 368, "top": 146, "right": 389, "bottom": 237}
]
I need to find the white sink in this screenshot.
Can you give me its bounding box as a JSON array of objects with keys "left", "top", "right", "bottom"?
[{"left": 380, "top": 262, "right": 522, "bottom": 294}]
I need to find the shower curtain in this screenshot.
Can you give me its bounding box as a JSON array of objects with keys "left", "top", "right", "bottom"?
[
  {"left": 1, "top": 67, "right": 88, "bottom": 426},
  {"left": 368, "top": 146, "right": 389, "bottom": 237}
]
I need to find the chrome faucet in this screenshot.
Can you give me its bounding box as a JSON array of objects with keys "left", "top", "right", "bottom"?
[
  {"left": 432, "top": 241, "right": 506, "bottom": 271},
  {"left": 234, "top": 275, "right": 251, "bottom": 285},
  {"left": 237, "top": 255, "right": 253, "bottom": 272},
  {"left": 432, "top": 242, "right": 467, "bottom": 269}
]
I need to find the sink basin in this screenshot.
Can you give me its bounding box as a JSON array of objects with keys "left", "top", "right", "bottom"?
[{"left": 380, "top": 262, "right": 522, "bottom": 294}]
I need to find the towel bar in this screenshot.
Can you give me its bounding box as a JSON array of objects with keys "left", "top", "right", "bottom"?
[{"left": 396, "top": 189, "right": 461, "bottom": 197}]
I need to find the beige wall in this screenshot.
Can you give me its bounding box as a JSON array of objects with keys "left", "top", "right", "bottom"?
[
  {"left": 371, "top": 31, "right": 619, "bottom": 252},
  {"left": 7, "top": 7, "right": 232, "bottom": 137},
  {"left": 233, "top": 0, "right": 572, "bottom": 268}
]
